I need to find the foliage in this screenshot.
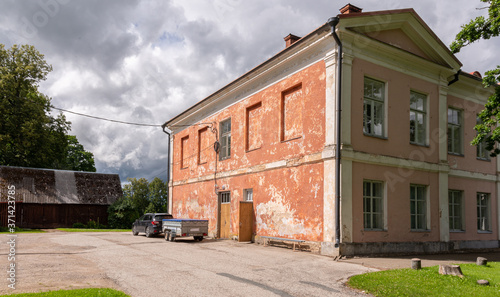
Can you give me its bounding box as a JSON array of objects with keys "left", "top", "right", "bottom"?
[
  {"left": 0, "top": 227, "right": 45, "bottom": 233},
  {"left": 348, "top": 262, "right": 500, "bottom": 297},
  {"left": 65, "top": 135, "right": 96, "bottom": 172},
  {"left": 107, "top": 177, "right": 169, "bottom": 229},
  {"left": 450, "top": 1, "right": 500, "bottom": 156},
  {"left": 0, "top": 44, "right": 95, "bottom": 170},
  {"left": 72, "top": 222, "right": 86, "bottom": 228},
  {"left": 3, "top": 288, "right": 130, "bottom": 296}
]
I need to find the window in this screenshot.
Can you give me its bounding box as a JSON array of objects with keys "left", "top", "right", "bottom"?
[
  {"left": 244, "top": 189, "right": 253, "bottom": 201},
  {"left": 220, "top": 192, "right": 231, "bottom": 204},
  {"left": 448, "top": 190, "right": 464, "bottom": 231},
  {"left": 363, "top": 77, "right": 385, "bottom": 137},
  {"left": 410, "top": 91, "right": 427, "bottom": 145},
  {"left": 448, "top": 108, "right": 463, "bottom": 154},
  {"left": 246, "top": 103, "right": 262, "bottom": 151},
  {"left": 281, "top": 84, "right": 303, "bottom": 141},
  {"left": 477, "top": 193, "right": 491, "bottom": 232},
  {"left": 181, "top": 136, "right": 189, "bottom": 169},
  {"left": 476, "top": 116, "right": 490, "bottom": 160},
  {"left": 410, "top": 184, "right": 427, "bottom": 231},
  {"left": 198, "top": 127, "right": 209, "bottom": 164},
  {"left": 219, "top": 119, "right": 231, "bottom": 161},
  {"left": 363, "top": 180, "right": 384, "bottom": 230}
]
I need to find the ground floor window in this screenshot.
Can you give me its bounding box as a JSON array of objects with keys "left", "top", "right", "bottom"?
[
  {"left": 220, "top": 192, "right": 231, "bottom": 204},
  {"left": 244, "top": 189, "right": 253, "bottom": 201},
  {"left": 410, "top": 184, "right": 427, "bottom": 231},
  {"left": 448, "top": 190, "right": 464, "bottom": 231},
  {"left": 363, "top": 180, "right": 384, "bottom": 230},
  {"left": 477, "top": 193, "right": 491, "bottom": 232}
]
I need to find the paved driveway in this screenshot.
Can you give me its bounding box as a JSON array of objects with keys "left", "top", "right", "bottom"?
[{"left": 1, "top": 231, "right": 375, "bottom": 296}]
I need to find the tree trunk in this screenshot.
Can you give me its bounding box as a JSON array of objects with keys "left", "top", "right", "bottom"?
[{"left": 439, "top": 265, "right": 463, "bottom": 277}]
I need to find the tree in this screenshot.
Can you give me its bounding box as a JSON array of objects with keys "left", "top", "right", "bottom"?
[
  {"left": 451, "top": 0, "right": 500, "bottom": 155},
  {"left": 145, "top": 177, "right": 169, "bottom": 213},
  {"left": 0, "top": 44, "right": 95, "bottom": 169},
  {"left": 65, "top": 135, "right": 96, "bottom": 172}
]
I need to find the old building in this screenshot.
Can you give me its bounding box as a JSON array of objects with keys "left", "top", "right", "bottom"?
[
  {"left": 0, "top": 166, "right": 122, "bottom": 228},
  {"left": 163, "top": 4, "right": 498, "bottom": 256}
]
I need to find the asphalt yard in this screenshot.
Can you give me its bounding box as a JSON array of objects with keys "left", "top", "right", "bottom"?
[{"left": 0, "top": 231, "right": 375, "bottom": 297}]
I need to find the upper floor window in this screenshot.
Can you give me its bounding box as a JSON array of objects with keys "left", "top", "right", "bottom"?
[
  {"left": 219, "top": 118, "right": 231, "bottom": 161},
  {"left": 281, "top": 84, "right": 303, "bottom": 141},
  {"left": 181, "top": 135, "right": 189, "bottom": 169},
  {"left": 363, "top": 77, "right": 385, "bottom": 137},
  {"left": 448, "top": 108, "right": 463, "bottom": 155},
  {"left": 476, "top": 116, "right": 490, "bottom": 160},
  {"left": 410, "top": 91, "right": 427, "bottom": 145}
]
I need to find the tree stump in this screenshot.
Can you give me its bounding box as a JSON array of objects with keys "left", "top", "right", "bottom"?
[
  {"left": 411, "top": 258, "right": 421, "bottom": 270},
  {"left": 477, "top": 257, "right": 487, "bottom": 266},
  {"left": 439, "top": 265, "right": 463, "bottom": 277}
]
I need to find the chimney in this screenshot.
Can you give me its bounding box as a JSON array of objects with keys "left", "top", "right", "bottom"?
[
  {"left": 340, "top": 3, "right": 363, "bottom": 14},
  {"left": 284, "top": 34, "right": 301, "bottom": 48}
]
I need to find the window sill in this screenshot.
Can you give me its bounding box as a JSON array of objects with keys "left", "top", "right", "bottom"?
[
  {"left": 477, "top": 230, "right": 492, "bottom": 234},
  {"left": 198, "top": 162, "right": 207, "bottom": 165},
  {"left": 246, "top": 147, "right": 261, "bottom": 153},
  {"left": 281, "top": 136, "right": 302, "bottom": 143},
  {"left": 410, "top": 229, "right": 431, "bottom": 232},
  {"left": 363, "top": 229, "right": 387, "bottom": 232},
  {"left": 410, "top": 142, "right": 429, "bottom": 148},
  {"left": 450, "top": 230, "right": 465, "bottom": 233},
  {"left": 363, "top": 133, "right": 387, "bottom": 140},
  {"left": 448, "top": 152, "right": 464, "bottom": 157},
  {"left": 219, "top": 157, "right": 231, "bottom": 162},
  {"left": 476, "top": 157, "right": 491, "bottom": 162},
  {"left": 181, "top": 167, "right": 189, "bottom": 170}
]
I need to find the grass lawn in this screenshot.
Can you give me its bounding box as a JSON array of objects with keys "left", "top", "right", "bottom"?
[
  {"left": 0, "top": 227, "right": 45, "bottom": 234},
  {"left": 2, "top": 288, "right": 129, "bottom": 296},
  {"left": 56, "top": 228, "right": 131, "bottom": 232},
  {"left": 348, "top": 262, "right": 500, "bottom": 296}
]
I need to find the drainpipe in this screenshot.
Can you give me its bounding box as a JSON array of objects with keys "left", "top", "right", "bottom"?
[
  {"left": 448, "top": 69, "right": 461, "bottom": 86},
  {"left": 161, "top": 123, "right": 172, "bottom": 211},
  {"left": 328, "top": 16, "right": 342, "bottom": 248}
]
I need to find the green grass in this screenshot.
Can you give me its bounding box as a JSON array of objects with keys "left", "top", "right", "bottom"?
[
  {"left": 0, "top": 227, "right": 45, "bottom": 234},
  {"left": 348, "top": 262, "right": 500, "bottom": 296},
  {"left": 56, "top": 228, "right": 131, "bottom": 232},
  {"left": 1, "top": 288, "right": 129, "bottom": 296}
]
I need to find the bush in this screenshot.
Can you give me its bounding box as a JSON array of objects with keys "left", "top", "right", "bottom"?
[
  {"left": 72, "top": 222, "right": 86, "bottom": 228},
  {"left": 107, "top": 196, "right": 138, "bottom": 229}
]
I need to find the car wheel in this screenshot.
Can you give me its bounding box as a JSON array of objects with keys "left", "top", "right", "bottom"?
[
  {"left": 145, "top": 226, "right": 152, "bottom": 238},
  {"left": 132, "top": 226, "right": 138, "bottom": 236}
]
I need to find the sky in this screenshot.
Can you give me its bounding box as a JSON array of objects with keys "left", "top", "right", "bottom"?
[{"left": 0, "top": 0, "right": 498, "bottom": 183}]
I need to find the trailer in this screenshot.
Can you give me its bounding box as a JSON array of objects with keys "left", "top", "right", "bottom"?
[{"left": 162, "top": 218, "right": 209, "bottom": 241}]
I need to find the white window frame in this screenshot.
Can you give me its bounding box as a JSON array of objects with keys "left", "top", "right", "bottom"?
[
  {"left": 219, "top": 118, "right": 231, "bottom": 161},
  {"left": 363, "top": 77, "right": 386, "bottom": 138},
  {"left": 410, "top": 184, "right": 429, "bottom": 231},
  {"left": 448, "top": 108, "right": 463, "bottom": 155},
  {"left": 244, "top": 189, "right": 253, "bottom": 202},
  {"left": 476, "top": 116, "right": 490, "bottom": 160},
  {"left": 477, "top": 192, "right": 491, "bottom": 232},
  {"left": 363, "top": 180, "right": 385, "bottom": 231},
  {"left": 448, "top": 190, "right": 464, "bottom": 232},
  {"left": 410, "top": 91, "right": 427, "bottom": 145}
]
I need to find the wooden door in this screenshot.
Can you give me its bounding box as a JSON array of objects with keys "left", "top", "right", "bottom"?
[
  {"left": 238, "top": 201, "right": 253, "bottom": 242},
  {"left": 219, "top": 192, "right": 231, "bottom": 239}
]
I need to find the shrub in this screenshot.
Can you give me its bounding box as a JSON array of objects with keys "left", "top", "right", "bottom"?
[{"left": 72, "top": 222, "right": 86, "bottom": 228}]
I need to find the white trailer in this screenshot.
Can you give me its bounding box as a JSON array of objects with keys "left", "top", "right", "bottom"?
[{"left": 162, "top": 219, "right": 209, "bottom": 241}]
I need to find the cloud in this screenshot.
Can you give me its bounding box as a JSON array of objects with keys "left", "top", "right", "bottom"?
[{"left": 0, "top": 0, "right": 497, "bottom": 182}]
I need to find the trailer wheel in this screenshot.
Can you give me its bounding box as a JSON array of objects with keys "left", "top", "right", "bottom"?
[
  {"left": 165, "top": 231, "right": 170, "bottom": 241},
  {"left": 170, "top": 233, "right": 175, "bottom": 242}
]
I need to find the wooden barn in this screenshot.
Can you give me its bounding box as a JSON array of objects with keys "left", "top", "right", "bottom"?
[{"left": 0, "top": 166, "right": 122, "bottom": 228}]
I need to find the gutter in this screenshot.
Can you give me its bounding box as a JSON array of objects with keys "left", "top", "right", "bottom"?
[{"left": 328, "top": 16, "right": 342, "bottom": 248}]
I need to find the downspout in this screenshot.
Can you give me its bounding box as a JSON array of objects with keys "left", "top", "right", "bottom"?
[
  {"left": 328, "top": 16, "right": 342, "bottom": 248},
  {"left": 448, "top": 69, "right": 461, "bottom": 86},
  {"left": 161, "top": 124, "right": 172, "bottom": 212}
]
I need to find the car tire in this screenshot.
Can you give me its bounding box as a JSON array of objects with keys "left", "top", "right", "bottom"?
[
  {"left": 145, "top": 226, "right": 152, "bottom": 238},
  {"left": 132, "top": 226, "right": 139, "bottom": 236}
]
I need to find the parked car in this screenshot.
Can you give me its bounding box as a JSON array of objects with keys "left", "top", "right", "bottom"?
[{"left": 132, "top": 213, "right": 173, "bottom": 237}]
